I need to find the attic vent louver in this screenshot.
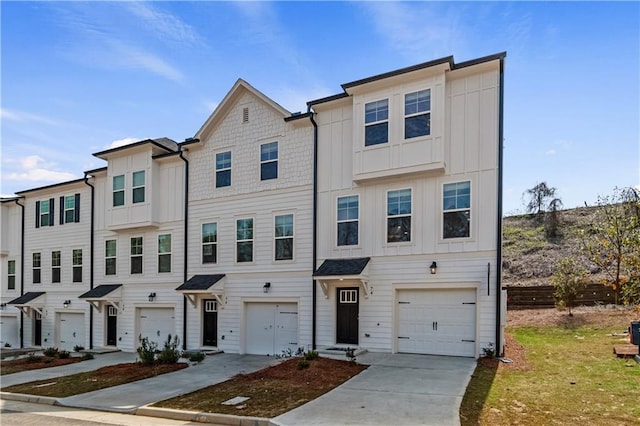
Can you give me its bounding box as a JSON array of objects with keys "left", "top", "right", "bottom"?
[{"left": 242, "top": 107, "right": 249, "bottom": 123}]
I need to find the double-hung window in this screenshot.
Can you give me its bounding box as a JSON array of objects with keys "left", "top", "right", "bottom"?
[
  {"left": 364, "top": 99, "right": 388, "bottom": 146},
  {"left": 105, "top": 240, "right": 117, "bottom": 275},
  {"left": 216, "top": 151, "right": 232, "bottom": 188},
  {"left": 61, "top": 194, "right": 80, "bottom": 224},
  {"left": 33, "top": 253, "right": 41, "bottom": 284},
  {"left": 113, "top": 175, "right": 125, "bottom": 207},
  {"left": 132, "top": 171, "right": 145, "bottom": 203},
  {"left": 337, "top": 196, "right": 359, "bottom": 246},
  {"left": 52, "top": 251, "right": 61, "bottom": 283},
  {"left": 387, "top": 189, "right": 412, "bottom": 243},
  {"left": 443, "top": 181, "right": 471, "bottom": 239},
  {"left": 72, "top": 249, "right": 82, "bottom": 283},
  {"left": 158, "top": 234, "right": 171, "bottom": 273},
  {"left": 274, "top": 214, "right": 294, "bottom": 261},
  {"left": 236, "top": 218, "right": 254, "bottom": 263},
  {"left": 36, "top": 199, "right": 54, "bottom": 227},
  {"left": 260, "top": 142, "right": 278, "bottom": 180},
  {"left": 404, "top": 89, "right": 431, "bottom": 139},
  {"left": 202, "top": 223, "right": 217, "bottom": 264},
  {"left": 8, "top": 260, "right": 16, "bottom": 290},
  {"left": 130, "top": 237, "right": 143, "bottom": 274}
]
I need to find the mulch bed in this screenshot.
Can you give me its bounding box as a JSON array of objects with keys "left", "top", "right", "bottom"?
[{"left": 1, "top": 356, "right": 84, "bottom": 375}]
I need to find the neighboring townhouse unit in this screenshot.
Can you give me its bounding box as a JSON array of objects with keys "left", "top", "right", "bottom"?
[
  {"left": 178, "top": 80, "right": 315, "bottom": 355},
  {"left": 309, "top": 53, "right": 507, "bottom": 357},
  {"left": 7, "top": 179, "right": 92, "bottom": 351},
  {"left": 1, "top": 198, "right": 22, "bottom": 347}
]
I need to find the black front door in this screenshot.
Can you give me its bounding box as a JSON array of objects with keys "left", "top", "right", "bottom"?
[
  {"left": 34, "top": 312, "right": 42, "bottom": 346},
  {"left": 336, "top": 287, "right": 359, "bottom": 345},
  {"left": 202, "top": 300, "right": 218, "bottom": 346},
  {"left": 106, "top": 306, "right": 117, "bottom": 346}
]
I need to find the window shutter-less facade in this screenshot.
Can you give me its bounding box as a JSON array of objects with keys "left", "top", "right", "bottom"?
[
  {"left": 74, "top": 193, "right": 80, "bottom": 222},
  {"left": 35, "top": 201, "right": 40, "bottom": 228},
  {"left": 49, "top": 198, "right": 55, "bottom": 226},
  {"left": 59, "top": 196, "right": 64, "bottom": 225}
]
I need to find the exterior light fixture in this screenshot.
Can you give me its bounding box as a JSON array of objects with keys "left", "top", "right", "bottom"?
[
  {"left": 148, "top": 292, "right": 156, "bottom": 302},
  {"left": 263, "top": 282, "right": 271, "bottom": 293},
  {"left": 430, "top": 261, "right": 437, "bottom": 275},
  {"left": 0, "top": 303, "right": 6, "bottom": 310},
  {"left": 63, "top": 300, "right": 71, "bottom": 308}
]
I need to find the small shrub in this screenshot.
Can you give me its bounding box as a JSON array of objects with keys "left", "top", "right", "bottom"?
[
  {"left": 26, "top": 352, "right": 39, "bottom": 363},
  {"left": 58, "top": 350, "right": 71, "bottom": 359},
  {"left": 4, "top": 342, "right": 11, "bottom": 348},
  {"left": 188, "top": 351, "right": 206, "bottom": 363},
  {"left": 137, "top": 336, "right": 158, "bottom": 365},
  {"left": 157, "top": 334, "right": 181, "bottom": 364},
  {"left": 43, "top": 347, "right": 59, "bottom": 357},
  {"left": 482, "top": 343, "right": 496, "bottom": 358},
  {"left": 297, "top": 359, "right": 310, "bottom": 370},
  {"left": 304, "top": 350, "right": 319, "bottom": 361},
  {"left": 73, "top": 345, "right": 85, "bottom": 352},
  {"left": 345, "top": 348, "right": 356, "bottom": 364},
  {"left": 43, "top": 357, "right": 54, "bottom": 364},
  {"left": 81, "top": 352, "right": 95, "bottom": 360}
]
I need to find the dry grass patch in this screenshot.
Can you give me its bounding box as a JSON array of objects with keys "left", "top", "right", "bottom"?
[
  {"left": 155, "top": 357, "right": 367, "bottom": 418},
  {"left": 1, "top": 355, "right": 84, "bottom": 375}
]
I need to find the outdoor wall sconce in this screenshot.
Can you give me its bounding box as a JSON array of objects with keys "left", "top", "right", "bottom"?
[
  {"left": 148, "top": 292, "right": 156, "bottom": 302},
  {"left": 63, "top": 300, "right": 71, "bottom": 308},
  {"left": 430, "top": 261, "right": 437, "bottom": 274},
  {"left": 263, "top": 282, "right": 271, "bottom": 293},
  {"left": 0, "top": 303, "right": 6, "bottom": 310}
]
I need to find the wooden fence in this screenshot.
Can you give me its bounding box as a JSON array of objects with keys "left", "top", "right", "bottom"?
[{"left": 506, "top": 283, "right": 616, "bottom": 309}]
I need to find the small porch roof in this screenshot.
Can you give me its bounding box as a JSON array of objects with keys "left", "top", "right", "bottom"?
[
  {"left": 313, "top": 258, "right": 371, "bottom": 298},
  {"left": 176, "top": 274, "right": 225, "bottom": 308},
  {"left": 8, "top": 292, "right": 46, "bottom": 316},
  {"left": 78, "top": 284, "right": 123, "bottom": 313}
]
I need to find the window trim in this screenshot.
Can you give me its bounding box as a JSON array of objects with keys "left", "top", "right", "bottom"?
[
  {"left": 215, "top": 151, "right": 232, "bottom": 188},
  {"left": 260, "top": 142, "right": 278, "bottom": 181},
  {"left": 201, "top": 222, "right": 218, "bottom": 264},
  {"left": 52, "top": 250, "right": 61, "bottom": 284},
  {"left": 36, "top": 199, "right": 54, "bottom": 228},
  {"left": 386, "top": 188, "right": 413, "bottom": 244},
  {"left": 442, "top": 180, "right": 472, "bottom": 240},
  {"left": 364, "top": 98, "right": 389, "bottom": 147},
  {"left": 336, "top": 195, "right": 360, "bottom": 247},
  {"left": 7, "top": 260, "right": 16, "bottom": 290},
  {"left": 235, "top": 217, "right": 254, "bottom": 263},
  {"left": 72, "top": 249, "right": 83, "bottom": 283},
  {"left": 274, "top": 213, "right": 294, "bottom": 262},
  {"left": 105, "top": 239, "right": 117, "bottom": 276},
  {"left": 404, "top": 89, "right": 431, "bottom": 140},
  {"left": 32, "top": 252, "right": 41, "bottom": 284},
  {"left": 130, "top": 236, "right": 143, "bottom": 274},
  {"left": 132, "top": 170, "right": 145, "bottom": 204},
  {"left": 158, "top": 234, "right": 172, "bottom": 273},
  {"left": 61, "top": 194, "right": 80, "bottom": 224}
]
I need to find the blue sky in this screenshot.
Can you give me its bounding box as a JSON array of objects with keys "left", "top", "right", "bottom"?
[{"left": 1, "top": 1, "right": 638, "bottom": 215}]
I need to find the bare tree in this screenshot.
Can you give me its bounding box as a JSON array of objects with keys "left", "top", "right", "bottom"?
[{"left": 524, "top": 182, "right": 557, "bottom": 215}]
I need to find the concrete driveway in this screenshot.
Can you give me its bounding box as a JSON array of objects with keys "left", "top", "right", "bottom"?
[{"left": 273, "top": 353, "right": 476, "bottom": 426}]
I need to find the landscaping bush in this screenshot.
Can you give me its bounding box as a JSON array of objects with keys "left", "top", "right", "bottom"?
[
  {"left": 137, "top": 336, "right": 158, "bottom": 365},
  {"left": 58, "top": 350, "right": 71, "bottom": 359},
  {"left": 43, "top": 357, "right": 54, "bottom": 364},
  {"left": 4, "top": 342, "right": 11, "bottom": 348},
  {"left": 73, "top": 345, "right": 85, "bottom": 352},
  {"left": 304, "top": 350, "right": 319, "bottom": 361},
  {"left": 297, "top": 359, "right": 310, "bottom": 370},
  {"left": 157, "top": 334, "right": 181, "bottom": 364},
  {"left": 81, "top": 352, "right": 95, "bottom": 360},
  {"left": 188, "top": 351, "right": 206, "bottom": 363},
  {"left": 26, "top": 352, "right": 39, "bottom": 363},
  {"left": 43, "top": 347, "right": 59, "bottom": 357}
]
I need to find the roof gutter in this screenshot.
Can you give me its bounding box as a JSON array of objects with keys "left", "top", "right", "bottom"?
[
  {"left": 14, "top": 198, "right": 25, "bottom": 348},
  {"left": 495, "top": 54, "right": 506, "bottom": 357},
  {"left": 83, "top": 173, "right": 95, "bottom": 349},
  {"left": 308, "top": 106, "right": 318, "bottom": 350}
]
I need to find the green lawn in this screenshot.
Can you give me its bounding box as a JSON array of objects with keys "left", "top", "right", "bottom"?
[{"left": 461, "top": 324, "right": 640, "bottom": 425}]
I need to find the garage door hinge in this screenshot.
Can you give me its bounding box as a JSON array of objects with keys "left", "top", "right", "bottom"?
[
  {"left": 398, "top": 301, "right": 410, "bottom": 304},
  {"left": 398, "top": 336, "right": 410, "bottom": 339},
  {"left": 462, "top": 302, "right": 476, "bottom": 305},
  {"left": 461, "top": 339, "right": 475, "bottom": 342}
]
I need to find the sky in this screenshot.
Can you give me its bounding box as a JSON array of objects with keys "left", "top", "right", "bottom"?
[{"left": 1, "top": 1, "right": 638, "bottom": 215}]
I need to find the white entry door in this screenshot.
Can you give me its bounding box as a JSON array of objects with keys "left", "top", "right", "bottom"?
[
  {"left": 57, "top": 312, "right": 86, "bottom": 351},
  {"left": 245, "top": 303, "right": 298, "bottom": 355},
  {"left": 0, "top": 316, "right": 19, "bottom": 348},
  {"left": 397, "top": 288, "right": 476, "bottom": 357},
  {"left": 138, "top": 308, "right": 175, "bottom": 347}
]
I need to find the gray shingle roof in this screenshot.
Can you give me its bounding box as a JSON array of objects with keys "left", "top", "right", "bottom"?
[
  {"left": 314, "top": 258, "right": 371, "bottom": 277},
  {"left": 176, "top": 274, "right": 225, "bottom": 291},
  {"left": 8, "top": 292, "right": 46, "bottom": 305},
  {"left": 79, "top": 284, "right": 122, "bottom": 299}
]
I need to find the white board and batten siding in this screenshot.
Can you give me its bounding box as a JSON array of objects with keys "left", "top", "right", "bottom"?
[{"left": 0, "top": 315, "right": 19, "bottom": 347}]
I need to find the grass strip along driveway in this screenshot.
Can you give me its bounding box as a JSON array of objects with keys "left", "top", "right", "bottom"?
[
  {"left": 1, "top": 355, "right": 84, "bottom": 375},
  {"left": 1, "top": 362, "right": 187, "bottom": 398},
  {"left": 461, "top": 308, "right": 640, "bottom": 425}
]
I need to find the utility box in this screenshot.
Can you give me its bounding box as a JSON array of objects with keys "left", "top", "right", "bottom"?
[{"left": 630, "top": 321, "right": 640, "bottom": 346}]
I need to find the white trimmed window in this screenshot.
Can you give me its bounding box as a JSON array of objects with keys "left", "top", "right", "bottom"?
[
  {"left": 216, "top": 151, "right": 232, "bottom": 188},
  {"left": 37, "top": 199, "right": 54, "bottom": 227},
  {"left": 105, "top": 240, "right": 117, "bottom": 275},
  {"left": 404, "top": 89, "right": 431, "bottom": 139},
  {"left": 236, "top": 218, "right": 253, "bottom": 263},
  {"left": 364, "top": 99, "right": 389, "bottom": 146},
  {"left": 62, "top": 194, "right": 80, "bottom": 224},
  {"left": 130, "top": 237, "right": 143, "bottom": 274},
  {"left": 337, "top": 195, "right": 359, "bottom": 246},
  {"left": 202, "top": 223, "right": 217, "bottom": 264},
  {"left": 132, "top": 171, "right": 145, "bottom": 203},
  {"left": 113, "top": 175, "right": 125, "bottom": 207},
  {"left": 443, "top": 181, "right": 471, "bottom": 239},
  {"left": 158, "top": 234, "right": 171, "bottom": 273},
  {"left": 387, "top": 189, "right": 412, "bottom": 243},
  {"left": 274, "top": 214, "right": 294, "bottom": 261},
  {"left": 72, "top": 249, "right": 82, "bottom": 283},
  {"left": 260, "top": 142, "right": 278, "bottom": 180},
  {"left": 52, "top": 251, "right": 61, "bottom": 283},
  {"left": 8, "top": 260, "right": 16, "bottom": 290},
  {"left": 33, "top": 253, "right": 41, "bottom": 284}
]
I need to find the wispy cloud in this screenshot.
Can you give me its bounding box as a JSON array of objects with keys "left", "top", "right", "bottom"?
[
  {"left": 545, "top": 149, "right": 556, "bottom": 156},
  {"left": 106, "top": 137, "right": 142, "bottom": 150},
  {"left": 125, "top": 2, "right": 202, "bottom": 46},
  {"left": 1, "top": 108, "right": 63, "bottom": 126},
  {"left": 5, "top": 155, "right": 77, "bottom": 184}
]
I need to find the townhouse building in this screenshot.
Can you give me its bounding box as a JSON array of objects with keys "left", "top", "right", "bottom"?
[{"left": 2, "top": 52, "right": 506, "bottom": 358}]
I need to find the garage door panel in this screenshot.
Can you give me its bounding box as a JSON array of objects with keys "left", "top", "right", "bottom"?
[
  {"left": 58, "top": 313, "right": 85, "bottom": 351},
  {"left": 0, "top": 316, "right": 19, "bottom": 348},
  {"left": 246, "top": 303, "right": 298, "bottom": 356},
  {"left": 139, "top": 308, "right": 175, "bottom": 347}
]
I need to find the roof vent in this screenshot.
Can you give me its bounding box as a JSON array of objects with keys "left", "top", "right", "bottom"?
[{"left": 242, "top": 107, "right": 249, "bottom": 123}]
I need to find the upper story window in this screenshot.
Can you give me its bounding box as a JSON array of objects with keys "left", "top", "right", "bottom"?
[
  {"left": 7, "top": 260, "right": 16, "bottom": 290},
  {"left": 202, "top": 223, "right": 217, "bottom": 264},
  {"left": 52, "top": 251, "right": 61, "bottom": 283},
  {"left": 131, "top": 237, "right": 143, "bottom": 274},
  {"left": 105, "top": 240, "right": 117, "bottom": 275},
  {"left": 36, "top": 199, "right": 54, "bottom": 228},
  {"left": 72, "top": 249, "right": 83, "bottom": 283},
  {"left": 132, "top": 171, "right": 145, "bottom": 203},
  {"left": 364, "top": 99, "right": 389, "bottom": 146},
  {"left": 113, "top": 175, "right": 125, "bottom": 207},
  {"left": 404, "top": 89, "right": 431, "bottom": 139},
  {"left": 236, "top": 218, "right": 254, "bottom": 263},
  {"left": 158, "top": 234, "right": 171, "bottom": 273},
  {"left": 260, "top": 142, "right": 278, "bottom": 180},
  {"left": 337, "top": 195, "right": 359, "bottom": 246},
  {"left": 32, "top": 253, "right": 41, "bottom": 284},
  {"left": 443, "top": 181, "right": 471, "bottom": 239},
  {"left": 387, "top": 189, "right": 412, "bottom": 243},
  {"left": 274, "top": 214, "right": 294, "bottom": 261},
  {"left": 216, "top": 151, "right": 232, "bottom": 188},
  {"left": 61, "top": 194, "right": 80, "bottom": 224}
]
